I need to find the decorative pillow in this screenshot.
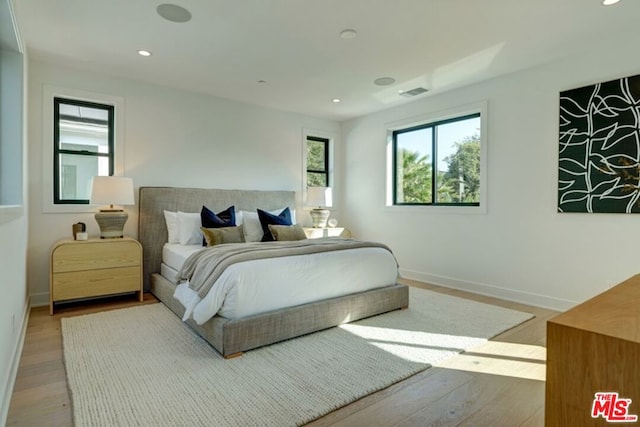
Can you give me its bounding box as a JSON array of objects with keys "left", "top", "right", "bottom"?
[
  {"left": 258, "top": 207, "right": 292, "bottom": 242},
  {"left": 268, "top": 224, "right": 307, "bottom": 241},
  {"left": 201, "top": 226, "right": 245, "bottom": 246},
  {"left": 177, "top": 212, "right": 202, "bottom": 245},
  {"left": 164, "top": 210, "right": 179, "bottom": 244},
  {"left": 200, "top": 205, "right": 236, "bottom": 246},
  {"left": 240, "top": 207, "right": 296, "bottom": 242},
  {"left": 240, "top": 210, "right": 263, "bottom": 243}
]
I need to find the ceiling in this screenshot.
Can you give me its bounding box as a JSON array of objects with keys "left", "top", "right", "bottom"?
[{"left": 11, "top": 0, "right": 640, "bottom": 121}]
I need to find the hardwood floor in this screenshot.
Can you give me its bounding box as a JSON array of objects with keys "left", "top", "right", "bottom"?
[{"left": 6, "top": 280, "right": 557, "bottom": 426}]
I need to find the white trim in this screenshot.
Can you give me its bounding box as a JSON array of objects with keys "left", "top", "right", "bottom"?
[
  {"left": 384, "top": 100, "right": 488, "bottom": 215},
  {"left": 400, "top": 268, "right": 575, "bottom": 312},
  {"left": 41, "top": 85, "right": 125, "bottom": 213},
  {"left": 1, "top": 0, "right": 24, "bottom": 53},
  {"left": 29, "top": 292, "right": 49, "bottom": 308},
  {"left": 0, "top": 300, "right": 30, "bottom": 426}
]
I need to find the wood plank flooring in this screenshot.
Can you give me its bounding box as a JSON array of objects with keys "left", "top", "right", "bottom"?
[{"left": 6, "top": 280, "right": 557, "bottom": 426}]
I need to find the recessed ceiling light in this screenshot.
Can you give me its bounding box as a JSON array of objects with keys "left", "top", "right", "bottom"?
[
  {"left": 138, "top": 50, "right": 152, "bottom": 57},
  {"left": 602, "top": 0, "right": 620, "bottom": 5},
  {"left": 340, "top": 29, "right": 357, "bottom": 39},
  {"left": 374, "top": 77, "right": 396, "bottom": 86},
  {"left": 332, "top": 98, "right": 341, "bottom": 103},
  {"left": 157, "top": 3, "right": 192, "bottom": 23}
]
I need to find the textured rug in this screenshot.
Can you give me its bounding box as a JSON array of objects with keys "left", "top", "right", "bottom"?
[{"left": 61, "top": 287, "right": 533, "bottom": 427}]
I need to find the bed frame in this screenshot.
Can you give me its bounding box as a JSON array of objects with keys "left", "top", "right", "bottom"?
[{"left": 138, "top": 186, "right": 409, "bottom": 358}]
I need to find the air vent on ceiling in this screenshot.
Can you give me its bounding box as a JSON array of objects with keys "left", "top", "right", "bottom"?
[{"left": 400, "top": 87, "right": 428, "bottom": 97}]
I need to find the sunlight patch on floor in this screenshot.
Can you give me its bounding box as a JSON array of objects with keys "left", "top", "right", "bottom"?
[
  {"left": 339, "top": 323, "right": 489, "bottom": 364},
  {"left": 436, "top": 341, "right": 547, "bottom": 381},
  {"left": 341, "top": 323, "right": 471, "bottom": 345},
  {"left": 338, "top": 324, "right": 546, "bottom": 378}
]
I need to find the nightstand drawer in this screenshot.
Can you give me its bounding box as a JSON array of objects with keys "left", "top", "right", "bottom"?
[
  {"left": 52, "top": 240, "right": 141, "bottom": 273},
  {"left": 52, "top": 266, "right": 141, "bottom": 301}
]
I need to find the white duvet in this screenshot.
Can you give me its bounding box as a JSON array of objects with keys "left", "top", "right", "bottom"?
[{"left": 164, "top": 243, "right": 398, "bottom": 324}]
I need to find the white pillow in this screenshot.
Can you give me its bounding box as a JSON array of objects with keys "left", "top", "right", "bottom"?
[
  {"left": 177, "top": 211, "right": 202, "bottom": 245},
  {"left": 164, "top": 210, "right": 179, "bottom": 244},
  {"left": 240, "top": 208, "right": 296, "bottom": 242},
  {"left": 240, "top": 211, "right": 263, "bottom": 243}
]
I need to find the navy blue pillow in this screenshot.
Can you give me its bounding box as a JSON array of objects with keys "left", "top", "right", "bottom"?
[
  {"left": 201, "top": 205, "right": 236, "bottom": 246},
  {"left": 257, "top": 207, "right": 292, "bottom": 242}
]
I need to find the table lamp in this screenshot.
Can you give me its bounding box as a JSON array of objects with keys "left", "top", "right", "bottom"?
[
  {"left": 90, "top": 176, "right": 134, "bottom": 238},
  {"left": 306, "top": 186, "right": 332, "bottom": 228}
]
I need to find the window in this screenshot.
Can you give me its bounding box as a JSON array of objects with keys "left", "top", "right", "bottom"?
[
  {"left": 306, "top": 136, "right": 330, "bottom": 187},
  {"left": 392, "top": 113, "right": 481, "bottom": 206},
  {"left": 53, "top": 97, "right": 114, "bottom": 204}
]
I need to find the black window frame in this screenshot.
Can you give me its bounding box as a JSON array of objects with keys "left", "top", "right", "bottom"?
[
  {"left": 392, "top": 112, "right": 481, "bottom": 207},
  {"left": 306, "top": 136, "right": 330, "bottom": 187},
  {"left": 53, "top": 97, "right": 115, "bottom": 204}
]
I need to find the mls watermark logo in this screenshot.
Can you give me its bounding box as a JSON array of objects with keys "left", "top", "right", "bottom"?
[{"left": 592, "top": 392, "right": 638, "bottom": 422}]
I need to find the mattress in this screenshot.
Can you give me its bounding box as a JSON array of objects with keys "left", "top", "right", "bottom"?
[
  {"left": 162, "top": 243, "right": 202, "bottom": 271},
  {"left": 160, "top": 263, "right": 179, "bottom": 283},
  {"left": 162, "top": 242, "right": 398, "bottom": 324}
]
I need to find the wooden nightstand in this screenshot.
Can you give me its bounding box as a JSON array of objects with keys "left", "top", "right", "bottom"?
[
  {"left": 303, "top": 227, "right": 351, "bottom": 239},
  {"left": 50, "top": 237, "right": 143, "bottom": 314}
]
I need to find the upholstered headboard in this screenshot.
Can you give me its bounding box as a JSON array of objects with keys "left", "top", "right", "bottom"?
[{"left": 138, "top": 187, "right": 296, "bottom": 291}]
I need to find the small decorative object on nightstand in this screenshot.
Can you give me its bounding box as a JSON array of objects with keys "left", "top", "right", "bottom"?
[
  {"left": 303, "top": 227, "right": 350, "bottom": 239},
  {"left": 306, "top": 186, "right": 332, "bottom": 228},
  {"left": 90, "top": 176, "right": 135, "bottom": 238},
  {"left": 49, "top": 237, "right": 143, "bottom": 314}
]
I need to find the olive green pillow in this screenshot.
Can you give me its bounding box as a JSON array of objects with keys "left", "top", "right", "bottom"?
[
  {"left": 268, "top": 224, "right": 307, "bottom": 241},
  {"left": 201, "top": 226, "right": 245, "bottom": 246}
]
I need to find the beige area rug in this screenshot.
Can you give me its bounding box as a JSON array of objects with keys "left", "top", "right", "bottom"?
[{"left": 61, "top": 287, "right": 533, "bottom": 427}]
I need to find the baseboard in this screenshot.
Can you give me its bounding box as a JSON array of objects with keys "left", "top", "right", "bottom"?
[
  {"left": 1, "top": 300, "right": 30, "bottom": 426},
  {"left": 29, "top": 291, "right": 49, "bottom": 308},
  {"left": 399, "top": 268, "right": 576, "bottom": 312}
]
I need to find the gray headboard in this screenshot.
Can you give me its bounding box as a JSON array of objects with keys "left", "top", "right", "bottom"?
[{"left": 138, "top": 187, "right": 296, "bottom": 291}]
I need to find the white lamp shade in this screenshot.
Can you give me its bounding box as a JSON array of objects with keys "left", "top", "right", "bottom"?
[
  {"left": 306, "top": 187, "right": 333, "bottom": 208},
  {"left": 90, "top": 176, "right": 135, "bottom": 206}
]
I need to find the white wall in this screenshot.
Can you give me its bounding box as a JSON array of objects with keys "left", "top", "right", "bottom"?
[
  {"left": 0, "top": 213, "right": 28, "bottom": 422},
  {"left": 0, "top": 50, "right": 23, "bottom": 205},
  {"left": 342, "top": 31, "right": 640, "bottom": 311},
  {"left": 27, "top": 59, "right": 341, "bottom": 305},
  {"left": 0, "top": 0, "right": 28, "bottom": 421}
]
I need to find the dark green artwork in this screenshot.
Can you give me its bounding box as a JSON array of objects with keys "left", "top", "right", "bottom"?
[{"left": 558, "top": 74, "right": 640, "bottom": 213}]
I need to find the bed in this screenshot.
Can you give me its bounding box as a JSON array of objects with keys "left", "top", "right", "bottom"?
[{"left": 138, "top": 186, "right": 409, "bottom": 358}]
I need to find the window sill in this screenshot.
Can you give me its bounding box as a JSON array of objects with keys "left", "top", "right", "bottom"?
[
  {"left": 0, "top": 205, "right": 24, "bottom": 224},
  {"left": 42, "top": 203, "right": 96, "bottom": 214},
  {"left": 384, "top": 204, "right": 487, "bottom": 215}
]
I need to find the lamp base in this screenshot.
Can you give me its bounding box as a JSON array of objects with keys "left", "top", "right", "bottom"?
[
  {"left": 310, "top": 208, "right": 330, "bottom": 228},
  {"left": 95, "top": 210, "right": 128, "bottom": 238}
]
